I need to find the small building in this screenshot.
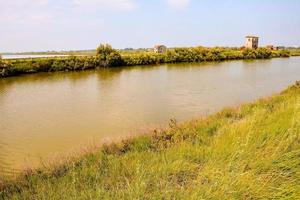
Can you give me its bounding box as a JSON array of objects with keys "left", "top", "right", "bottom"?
[
  {"left": 154, "top": 45, "right": 167, "bottom": 53},
  {"left": 245, "top": 36, "right": 259, "bottom": 49}
]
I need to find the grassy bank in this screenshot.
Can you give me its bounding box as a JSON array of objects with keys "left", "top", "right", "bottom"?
[
  {"left": 0, "top": 46, "right": 292, "bottom": 78},
  {"left": 1, "top": 82, "right": 299, "bottom": 199},
  {"left": 290, "top": 49, "right": 300, "bottom": 56}
]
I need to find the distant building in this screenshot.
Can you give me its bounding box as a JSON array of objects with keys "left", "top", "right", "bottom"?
[
  {"left": 154, "top": 45, "right": 167, "bottom": 53},
  {"left": 266, "top": 45, "right": 278, "bottom": 50},
  {"left": 245, "top": 36, "right": 259, "bottom": 49}
]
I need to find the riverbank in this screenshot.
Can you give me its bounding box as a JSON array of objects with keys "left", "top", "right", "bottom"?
[
  {"left": 1, "top": 82, "right": 299, "bottom": 199},
  {"left": 0, "top": 47, "right": 292, "bottom": 78}
]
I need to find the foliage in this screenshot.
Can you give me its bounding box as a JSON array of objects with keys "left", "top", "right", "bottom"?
[
  {"left": 0, "top": 46, "right": 293, "bottom": 78},
  {"left": 271, "top": 49, "right": 290, "bottom": 58},
  {"left": 290, "top": 49, "right": 300, "bottom": 56},
  {"left": 0, "top": 55, "right": 10, "bottom": 77},
  {"left": 95, "top": 44, "right": 123, "bottom": 67},
  {"left": 278, "top": 49, "right": 291, "bottom": 57},
  {"left": 242, "top": 48, "right": 258, "bottom": 59},
  {"left": 1, "top": 83, "right": 299, "bottom": 199},
  {"left": 256, "top": 48, "right": 272, "bottom": 59},
  {"left": 105, "top": 52, "right": 123, "bottom": 67},
  {"left": 96, "top": 44, "right": 115, "bottom": 56}
]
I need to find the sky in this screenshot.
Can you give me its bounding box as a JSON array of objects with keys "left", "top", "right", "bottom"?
[{"left": 0, "top": 0, "right": 299, "bottom": 52}]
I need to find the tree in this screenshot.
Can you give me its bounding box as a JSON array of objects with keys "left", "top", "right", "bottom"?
[
  {"left": 96, "top": 44, "right": 115, "bottom": 57},
  {"left": 95, "top": 44, "right": 123, "bottom": 67}
]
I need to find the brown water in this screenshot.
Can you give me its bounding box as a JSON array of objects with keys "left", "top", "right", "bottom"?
[{"left": 0, "top": 57, "right": 300, "bottom": 177}]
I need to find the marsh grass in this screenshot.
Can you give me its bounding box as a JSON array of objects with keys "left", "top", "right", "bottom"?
[{"left": 0, "top": 82, "right": 299, "bottom": 199}]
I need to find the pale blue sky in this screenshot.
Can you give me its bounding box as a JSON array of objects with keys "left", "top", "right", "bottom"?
[{"left": 0, "top": 0, "right": 299, "bottom": 52}]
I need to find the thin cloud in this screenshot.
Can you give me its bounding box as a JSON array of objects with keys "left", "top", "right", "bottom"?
[
  {"left": 166, "top": 0, "right": 190, "bottom": 9},
  {"left": 0, "top": 0, "right": 51, "bottom": 24},
  {"left": 73, "top": 0, "right": 137, "bottom": 11},
  {"left": 0, "top": 0, "right": 49, "bottom": 7}
]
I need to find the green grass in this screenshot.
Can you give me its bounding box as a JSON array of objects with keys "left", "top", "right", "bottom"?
[{"left": 1, "top": 82, "right": 300, "bottom": 199}]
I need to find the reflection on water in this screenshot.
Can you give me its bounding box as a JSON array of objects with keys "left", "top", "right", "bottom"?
[{"left": 0, "top": 57, "right": 300, "bottom": 177}]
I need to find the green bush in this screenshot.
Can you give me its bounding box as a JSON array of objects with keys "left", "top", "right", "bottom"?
[
  {"left": 278, "top": 49, "right": 290, "bottom": 57},
  {"left": 0, "top": 46, "right": 292, "bottom": 78},
  {"left": 96, "top": 44, "right": 115, "bottom": 57},
  {"left": 242, "top": 48, "right": 258, "bottom": 59},
  {"left": 106, "top": 52, "right": 123, "bottom": 67},
  {"left": 257, "top": 48, "right": 272, "bottom": 59},
  {"left": 95, "top": 44, "right": 123, "bottom": 67}
]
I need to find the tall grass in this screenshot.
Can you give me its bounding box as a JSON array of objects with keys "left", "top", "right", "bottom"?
[{"left": 1, "top": 82, "right": 299, "bottom": 199}]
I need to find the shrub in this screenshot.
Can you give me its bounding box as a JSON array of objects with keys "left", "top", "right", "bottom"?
[
  {"left": 242, "top": 48, "right": 258, "bottom": 59},
  {"left": 96, "top": 44, "right": 115, "bottom": 57},
  {"left": 257, "top": 48, "right": 272, "bottom": 59},
  {"left": 0, "top": 46, "right": 293, "bottom": 78},
  {"left": 95, "top": 44, "right": 122, "bottom": 67},
  {"left": 106, "top": 52, "right": 123, "bottom": 67},
  {"left": 278, "top": 49, "right": 290, "bottom": 57}
]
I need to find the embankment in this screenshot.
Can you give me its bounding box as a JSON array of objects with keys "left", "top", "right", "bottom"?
[
  {"left": 1, "top": 82, "right": 299, "bottom": 199},
  {"left": 0, "top": 47, "right": 292, "bottom": 78}
]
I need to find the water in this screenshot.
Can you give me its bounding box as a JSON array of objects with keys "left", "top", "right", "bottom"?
[{"left": 0, "top": 57, "right": 300, "bottom": 177}]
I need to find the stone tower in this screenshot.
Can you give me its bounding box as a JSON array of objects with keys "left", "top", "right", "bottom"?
[{"left": 245, "top": 36, "right": 259, "bottom": 49}]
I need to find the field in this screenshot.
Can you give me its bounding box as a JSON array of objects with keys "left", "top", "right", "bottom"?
[{"left": 1, "top": 82, "right": 299, "bottom": 199}]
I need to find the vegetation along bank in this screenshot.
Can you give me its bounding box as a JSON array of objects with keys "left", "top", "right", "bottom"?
[
  {"left": 1, "top": 82, "right": 299, "bottom": 199},
  {"left": 0, "top": 45, "right": 293, "bottom": 78}
]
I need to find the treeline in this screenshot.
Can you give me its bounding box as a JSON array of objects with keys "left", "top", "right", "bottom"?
[{"left": 0, "top": 45, "right": 291, "bottom": 77}]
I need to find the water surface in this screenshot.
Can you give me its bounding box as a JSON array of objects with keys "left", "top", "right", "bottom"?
[{"left": 1, "top": 57, "right": 300, "bottom": 177}]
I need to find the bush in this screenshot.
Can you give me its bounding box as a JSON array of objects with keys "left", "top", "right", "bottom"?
[
  {"left": 0, "top": 46, "right": 293, "bottom": 78},
  {"left": 95, "top": 44, "right": 122, "bottom": 67},
  {"left": 278, "top": 50, "right": 290, "bottom": 57},
  {"left": 96, "top": 44, "right": 115, "bottom": 57},
  {"left": 106, "top": 52, "right": 123, "bottom": 67},
  {"left": 257, "top": 48, "right": 272, "bottom": 59},
  {"left": 242, "top": 48, "right": 258, "bottom": 59}
]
